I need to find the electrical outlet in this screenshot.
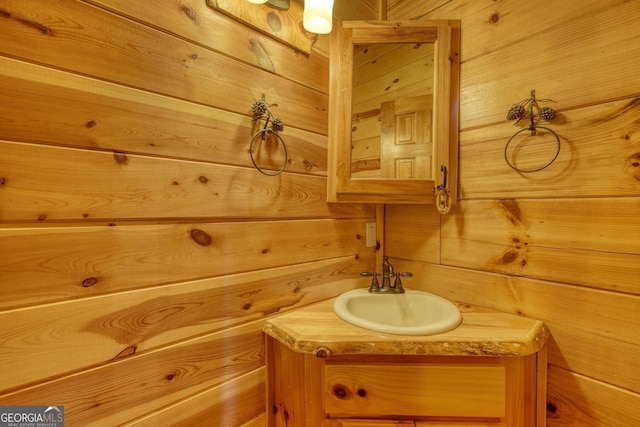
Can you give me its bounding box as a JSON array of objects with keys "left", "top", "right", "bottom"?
[{"left": 366, "top": 222, "right": 376, "bottom": 247}]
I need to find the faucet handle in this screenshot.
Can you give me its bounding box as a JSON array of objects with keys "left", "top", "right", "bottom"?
[
  {"left": 360, "top": 272, "right": 381, "bottom": 292},
  {"left": 392, "top": 272, "right": 413, "bottom": 293}
]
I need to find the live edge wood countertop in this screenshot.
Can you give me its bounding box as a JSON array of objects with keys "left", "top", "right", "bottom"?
[{"left": 263, "top": 296, "right": 549, "bottom": 358}]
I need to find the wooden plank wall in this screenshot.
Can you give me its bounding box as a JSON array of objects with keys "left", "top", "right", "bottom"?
[
  {"left": 0, "top": 0, "right": 376, "bottom": 425},
  {"left": 385, "top": 1, "right": 640, "bottom": 426}
]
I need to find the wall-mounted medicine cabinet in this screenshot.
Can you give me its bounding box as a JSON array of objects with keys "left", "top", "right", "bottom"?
[{"left": 327, "top": 20, "right": 460, "bottom": 204}]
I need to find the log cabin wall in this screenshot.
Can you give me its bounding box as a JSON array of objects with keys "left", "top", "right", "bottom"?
[
  {"left": 384, "top": 0, "right": 640, "bottom": 426},
  {"left": 0, "top": 1, "right": 376, "bottom": 425}
]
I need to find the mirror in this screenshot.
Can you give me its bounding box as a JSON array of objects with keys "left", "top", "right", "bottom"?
[
  {"left": 328, "top": 20, "right": 460, "bottom": 204},
  {"left": 352, "top": 43, "right": 434, "bottom": 180}
]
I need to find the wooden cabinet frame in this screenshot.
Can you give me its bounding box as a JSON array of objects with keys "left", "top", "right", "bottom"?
[
  {"left": 327, "top": 20, "right": 460, "bottom": 204},
  {"left": 266, "top": 336, "right": 547, "bottom": 427}
]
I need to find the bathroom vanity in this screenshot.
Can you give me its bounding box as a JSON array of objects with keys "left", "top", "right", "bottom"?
[{"left": 264, "top": 298, "right": 548, "bottom": 427}]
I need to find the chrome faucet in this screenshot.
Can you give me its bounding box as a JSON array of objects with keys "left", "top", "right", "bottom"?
[{"left": 360, "top": 256, "right": 412, "bottom": 294}]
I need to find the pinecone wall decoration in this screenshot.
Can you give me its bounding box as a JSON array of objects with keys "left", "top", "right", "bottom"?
[
  {"left": 503, "top": 89, "right": 562, "bottom": 173},
  {"left": 251, "top": 94, "right": 285, "bottom": 134},
  {"left": 249, "top": 94, "right": 289, "bottom": 176},
  {"left": 506, "top": 89, "right": 557, "bottom": 127}
]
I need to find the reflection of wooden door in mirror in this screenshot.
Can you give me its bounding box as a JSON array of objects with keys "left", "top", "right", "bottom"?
[{"left": 381, "top": 95, "right": 433, "bottom": 179}]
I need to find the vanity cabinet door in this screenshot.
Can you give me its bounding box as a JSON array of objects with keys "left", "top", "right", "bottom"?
[{"left": 323, "top": 361, "right": 506, "bottom": 419}]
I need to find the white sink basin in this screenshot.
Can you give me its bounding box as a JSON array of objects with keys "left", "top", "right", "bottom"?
[{"left": 333, "top": 288, "right": 462, "bottom": 336}]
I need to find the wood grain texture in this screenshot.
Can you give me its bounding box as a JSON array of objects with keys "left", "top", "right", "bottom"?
[
  {"left": 383, "top": 2, "right": 640, "bottom": 424},
  {"left": 385, "top": 204, "right": 441, "bottom": 262},
  {"left": 459, "top": 97, "right": 640, "bottom": 199},
  {"left": 0, "top": 220, "right": 374, "bottom": 309},
  {"left": 126, "top": 368, "right": 266, "bottom": 427},
  {"left": 86, "top": 0, "right": 330, "bottom": 91},
  {"left": 0, "top": 56, "right": 328, "bottom": 176},
  {"left": 439, "top": 199, "right": 640, "bottom": 294},
  {"left": 0, "top": 140, "right": 373, "bottom": 222},
  {"left": 324, "top": 362, "right": 506, "bottom": 418},
  {"left": 389, "top": 260, "right": 640, "bottom": 412},
  {"left": 546, "top": 365, "right": 640, "bottom": 427},
  {"left": 267, "top": 335, "right": 544, "bottom": 426},
  {"left": 0, "top": 0, "right": 328, "bottom": 135},
  {"left": 206, "top": 0, "right": 313, "bottom": 54},
  {"left": 264, "top": 298, "right": 548, "bottom": 357},
  {"left": 0, "top": 256, "right": 372, "bottom": 391},
  {"left": 0, "top": 0, "right": 373, "bottom": 423},
  {"left": 0, "top": 321, "right": 265, "bottom": 427},
  {"left": 390, "top": 0, "right": 640, "bottom": 130}
]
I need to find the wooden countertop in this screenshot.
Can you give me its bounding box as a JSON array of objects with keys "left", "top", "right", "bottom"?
[{"left": 263, "top": 297, "right": 549, "bottom": 357}]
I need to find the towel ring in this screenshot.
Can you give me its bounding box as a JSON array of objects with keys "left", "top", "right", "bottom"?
[
  {"left": 504, "top": 125, "right": 560, "bottom": 173},
  {"left": 249, "top": 128, "right": 288, "bottom": 176}
]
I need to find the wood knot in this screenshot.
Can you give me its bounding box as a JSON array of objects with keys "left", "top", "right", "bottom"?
[
  {"left": 489, "top": 13, "right": 500, "bottom": 23},
  {"left": 501, "top": 250, "right": 519, "bottom": 264},
  {"left": 357, "top": 388, "right": 367, "bottom": 397},
  {"left": 82, "top": 277, "right": 98, "bottom": 288},
  {"left": 86, "top": 120, "right": 97, "bottom": 128},
  {"left": 266, "top": 12, "right": 282, "bottom": 31},
  {"left": 498, "top": 199, "right": 523, "bottom": 225},
  {"left": 625, "top": 152, "right": 640, "bottom": 167},
  {"left": 180, "top": 5, "right": 198, "bottom": 22},
  {"left": 189, "top": 228, "right": 212, "bottom": 246},
  {"left": 113, "top": 151, "right": 129, "bottom": 165},
  {"left": 302, "top": 159, "right": 314, "bottom": 170},
  {"left": 198, "top": 176, "right": 209, "bottom": 184},
  {"left": 333, "top": 385, "right": 348, "bottom": 399},
  {"left": 112, "top": 345, "right": 137, "bottom": 360},
  {"left": 315, "top": 347, "right": 332, "bottom": 358}
]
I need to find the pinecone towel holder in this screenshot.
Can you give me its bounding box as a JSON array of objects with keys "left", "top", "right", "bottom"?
[
  {"left": 505, "top": 89, "right": 561, "bottom": 173},
  {"left": 250, "top": 94, "right": 288, "bottom": 176}
]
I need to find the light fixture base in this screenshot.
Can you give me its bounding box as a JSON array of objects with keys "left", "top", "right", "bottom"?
[{"left": 266, "top": 0, "right": 290, "bottom": 10}]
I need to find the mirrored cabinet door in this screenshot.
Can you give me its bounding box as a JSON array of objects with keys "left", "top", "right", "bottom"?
[{"left": 327, "top": 20, "right": 460, "bottom": 205}]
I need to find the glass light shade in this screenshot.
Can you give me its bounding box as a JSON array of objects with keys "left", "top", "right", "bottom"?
[
  {"left": 247, "top": 0, "right": 268, "bottom": 4},
  {"left": 303, "top": 0, "right": 334, "bottom": 34}
]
